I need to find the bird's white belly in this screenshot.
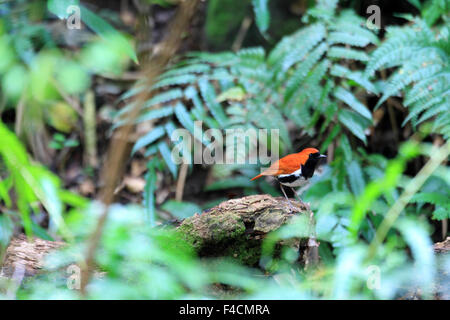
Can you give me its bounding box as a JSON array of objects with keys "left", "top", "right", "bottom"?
[
  {"left": 277, "top": 168, "right": 308, "bottom": 187},
  {"left": 279, "top": 176, "right": 308, "bottom": 187}
]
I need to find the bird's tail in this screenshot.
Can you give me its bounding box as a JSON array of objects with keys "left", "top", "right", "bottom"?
[{"left": 251, "top": 174, "right": 263, "bottom": 181}]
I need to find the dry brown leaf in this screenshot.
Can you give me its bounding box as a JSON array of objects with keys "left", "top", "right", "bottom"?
[
  {"left": 79, "top": 179, "right": 95, "bottom": 196},
  {"left": 124, "top": 176, "right": 146, "bottom": 193}
]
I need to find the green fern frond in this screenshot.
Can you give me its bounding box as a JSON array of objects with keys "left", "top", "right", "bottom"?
[
  {"left": 334, "top": 86, "right": 372, "bottom": 120},
  {"left": 283, "top": 42, "right": 328, "bottom": 102},
  {"left": 328, "top": 31, "right": 372, "bottom": 47},
  {"left": 142, "top": 89, "right": 184, "bottom": 109},
  {"left": 268, "top": 23, "right": 326, "bottom": 69},
  {"left": 198, "top": 77, "right": 228, "bottom": 128},
  {"left": 160, "top": 63, "right": 211, "bottom": 78},
  {"left": 152, "top": 74, "right": 198, "bottom": 89},
  {"left": 410, "top": 192, "right": 450, "bottom": 209},
  {"left": 327, "top": 47, "right": 370, "bottom": 62},
  {"left": 417, "top": 100, "right": 450, "bottom": 125},
  {"left": 330, "top": 65, "right": 377, "bottom": 94}
]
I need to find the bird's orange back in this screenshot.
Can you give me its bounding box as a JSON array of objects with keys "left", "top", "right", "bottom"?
[{"left": 251, "top": 148, "right": 319, "bottom": 180}]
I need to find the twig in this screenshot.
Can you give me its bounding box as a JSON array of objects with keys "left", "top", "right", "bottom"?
[
  {"left": 175, "top": 162, "right": 188, "bottom": 201},
  {"left": 232, "top": 16, "right": 252, "bottom": 52},
  {"left": 83, "top": 90, "right": 98, "bottom": 168},
  {"left": 14, "top": 91, "right": 26, "bottom": 137}
]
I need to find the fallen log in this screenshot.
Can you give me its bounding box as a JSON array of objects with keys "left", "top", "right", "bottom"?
[{"left": 176, "top": 194, "right": 317, "bottom": 267}]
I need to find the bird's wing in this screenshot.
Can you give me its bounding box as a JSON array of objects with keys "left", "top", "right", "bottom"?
[{"left": 261, "top": 153, "right": 308, "bottom": 176}]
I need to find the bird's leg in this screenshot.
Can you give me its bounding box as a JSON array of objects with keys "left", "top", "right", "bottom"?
[
  {"left": 290, "top": 187, "right": 310, "bottom": 210},
  {"left": 279, "top": 184, "right": 295, "bottom": 211}
]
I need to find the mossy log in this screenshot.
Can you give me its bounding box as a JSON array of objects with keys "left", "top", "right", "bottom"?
[
  {"left": 1, "top": 234, "right": 65, "bottom": 278},
  {"left": 176, "top": 194, "right": 318, "bottom": 267}
]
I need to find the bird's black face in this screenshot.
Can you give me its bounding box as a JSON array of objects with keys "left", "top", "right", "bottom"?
[
  {"left": 309, "top": 152, "right": 327, "bottom": 161},
  {"left": 301, "top": 152, "right": 327, "bottom": 179}
]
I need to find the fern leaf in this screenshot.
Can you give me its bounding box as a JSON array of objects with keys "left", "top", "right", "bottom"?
[
  {"left": 328, "top": 31, "right": 371, "bottom": 47},
  {"left": 411, "top": 192, "right": 450, "bottom": 208},
  {"left": 402, "top": 89, "right": 450, "bottom": 126},
  {"left": 161, "top": 63, "right": 210, "bottom": 78},
  {"left": 432, "top": 207, "right": 450, "bottom": 220},
  {"left": 283, "top": 42, "right": 327, "bottom": 102},
  {"left": 268, "top": 23, "right": 326, "bottom": 68},
  {"left": 328, "top": 46, "right": 370, "bottom": 62},
  {"left": 331, "top": 65, "right": 377, "bottom": 94},
  {"left": 158, "top": 141, "right": 178, "bottom": 179},
  {"left": 198, "top": 77, "right": 228, "bottom": 127},
  {"left": 174, "top": 102, "right": 195, "bottom": 135},
  {"left": 347, "top": 160, "right": 365, "bottom": 196},
  {"left": 417, "top": 100, "right": 450, "bottom": 125},
  {"left": 142, "top": 88, "right": 184, "bottom": 109},
  {"left": 132, "top": 126, "right": 165, "bottom": 154},
  {"left": 135, "top": 106, "right": 174, "bottom": 124},
  {"left": 334, "top": 86, "right": 372, "bottom": 120},
  {"left": 252, "top": 0, "right": 270, "bottom": 35},
  {"left": 152, "top": 74, "right": 198, "bottom": 89},
  {"left": 338, "top": 109, "right": 368, "bottom": 144}
]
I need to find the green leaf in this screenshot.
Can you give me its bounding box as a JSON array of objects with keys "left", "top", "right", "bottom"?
[
  {"left": 330, "top": 65, "right": 378, "bottom": 94},
  {"left": 252, "top": 0, "right": 270, "bottom": 35},
  {"left": 198, "top": 77, "right": 228, "bottom": 127},
  {"left": 158, "top": 142, "right": 178, "bottom": 179},
  {"left": 347, "top": 160, "right": 365, "bottom": 196},
  {"left": 217, "top": 87, "right": 246, "bottom": 102},
  {"left": 432, "top": 207, "right": 449, "bottom": 220},
  {"left": 161, "top": 200, "right": 202, "bottom": 219},
  {"left": 334, "top": 86, "right": 372, "bottom": 120},
  {"left": 132, "top": 126, "right": 166, "bottom": 154},
  {"left": 327, "top": 47, "right": 370, "bottom": 62},
  {"left": 174, "top": 102, "right": 195, "bottom": 134},
  {"left": 339, "top": 134, "right": 352, "bottom": 161},
  {"left": 2, "top": 64, "right": 29, "bottom": 100},
  {"left": 56, "top": 60, "right": 90, "bottom": 94},
  {"left": 410, "top": 192, "right": 450, "bottom": 208},
  {"left": 143, "top": 160, "right": 158, "bottom": 226},
  {"left": 0, "top": 177, "right": 12, "bottom": 208},
  {"left": 338, "top": 109, "right": 368, "bottom": 144},
  {"left": 0, "top": 214, "right": 14, "bottom": 248},
  {"left": 135, "top": 107, "right": 174, "bottom": 124},
  {"left": 48, "top": 0, "right": 80, "bottom": 19},
  {"left": 80, "top": 5, "right": 138, "bottom": 64}
]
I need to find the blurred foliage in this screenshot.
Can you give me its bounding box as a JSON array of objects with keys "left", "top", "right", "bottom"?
[{"left": 0, "top": 0, "right": 449, "bottom": 300}]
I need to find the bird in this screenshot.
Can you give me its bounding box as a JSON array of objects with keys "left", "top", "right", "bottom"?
[{"left": 251, "top": 147, "right": 327, "bottom": 209}]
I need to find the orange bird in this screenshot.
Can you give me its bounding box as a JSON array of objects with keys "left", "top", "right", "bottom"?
[{"left": 251, "top": 147, "right": 327, "bottom": 207}]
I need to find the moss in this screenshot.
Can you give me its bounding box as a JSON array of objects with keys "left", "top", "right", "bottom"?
[
  {"left": 176, "top": 220, "right": 204, "bottom": 251},
  {"left": 176, "top": 211, "right": 246, "bottom": 252},
  {"left": 222, "top": 237, "right": 262, "bottom": 266}
]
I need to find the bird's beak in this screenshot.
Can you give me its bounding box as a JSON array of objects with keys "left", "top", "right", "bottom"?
[{"left": 319, "top": 154, "right": 327, "bottom": 159}]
